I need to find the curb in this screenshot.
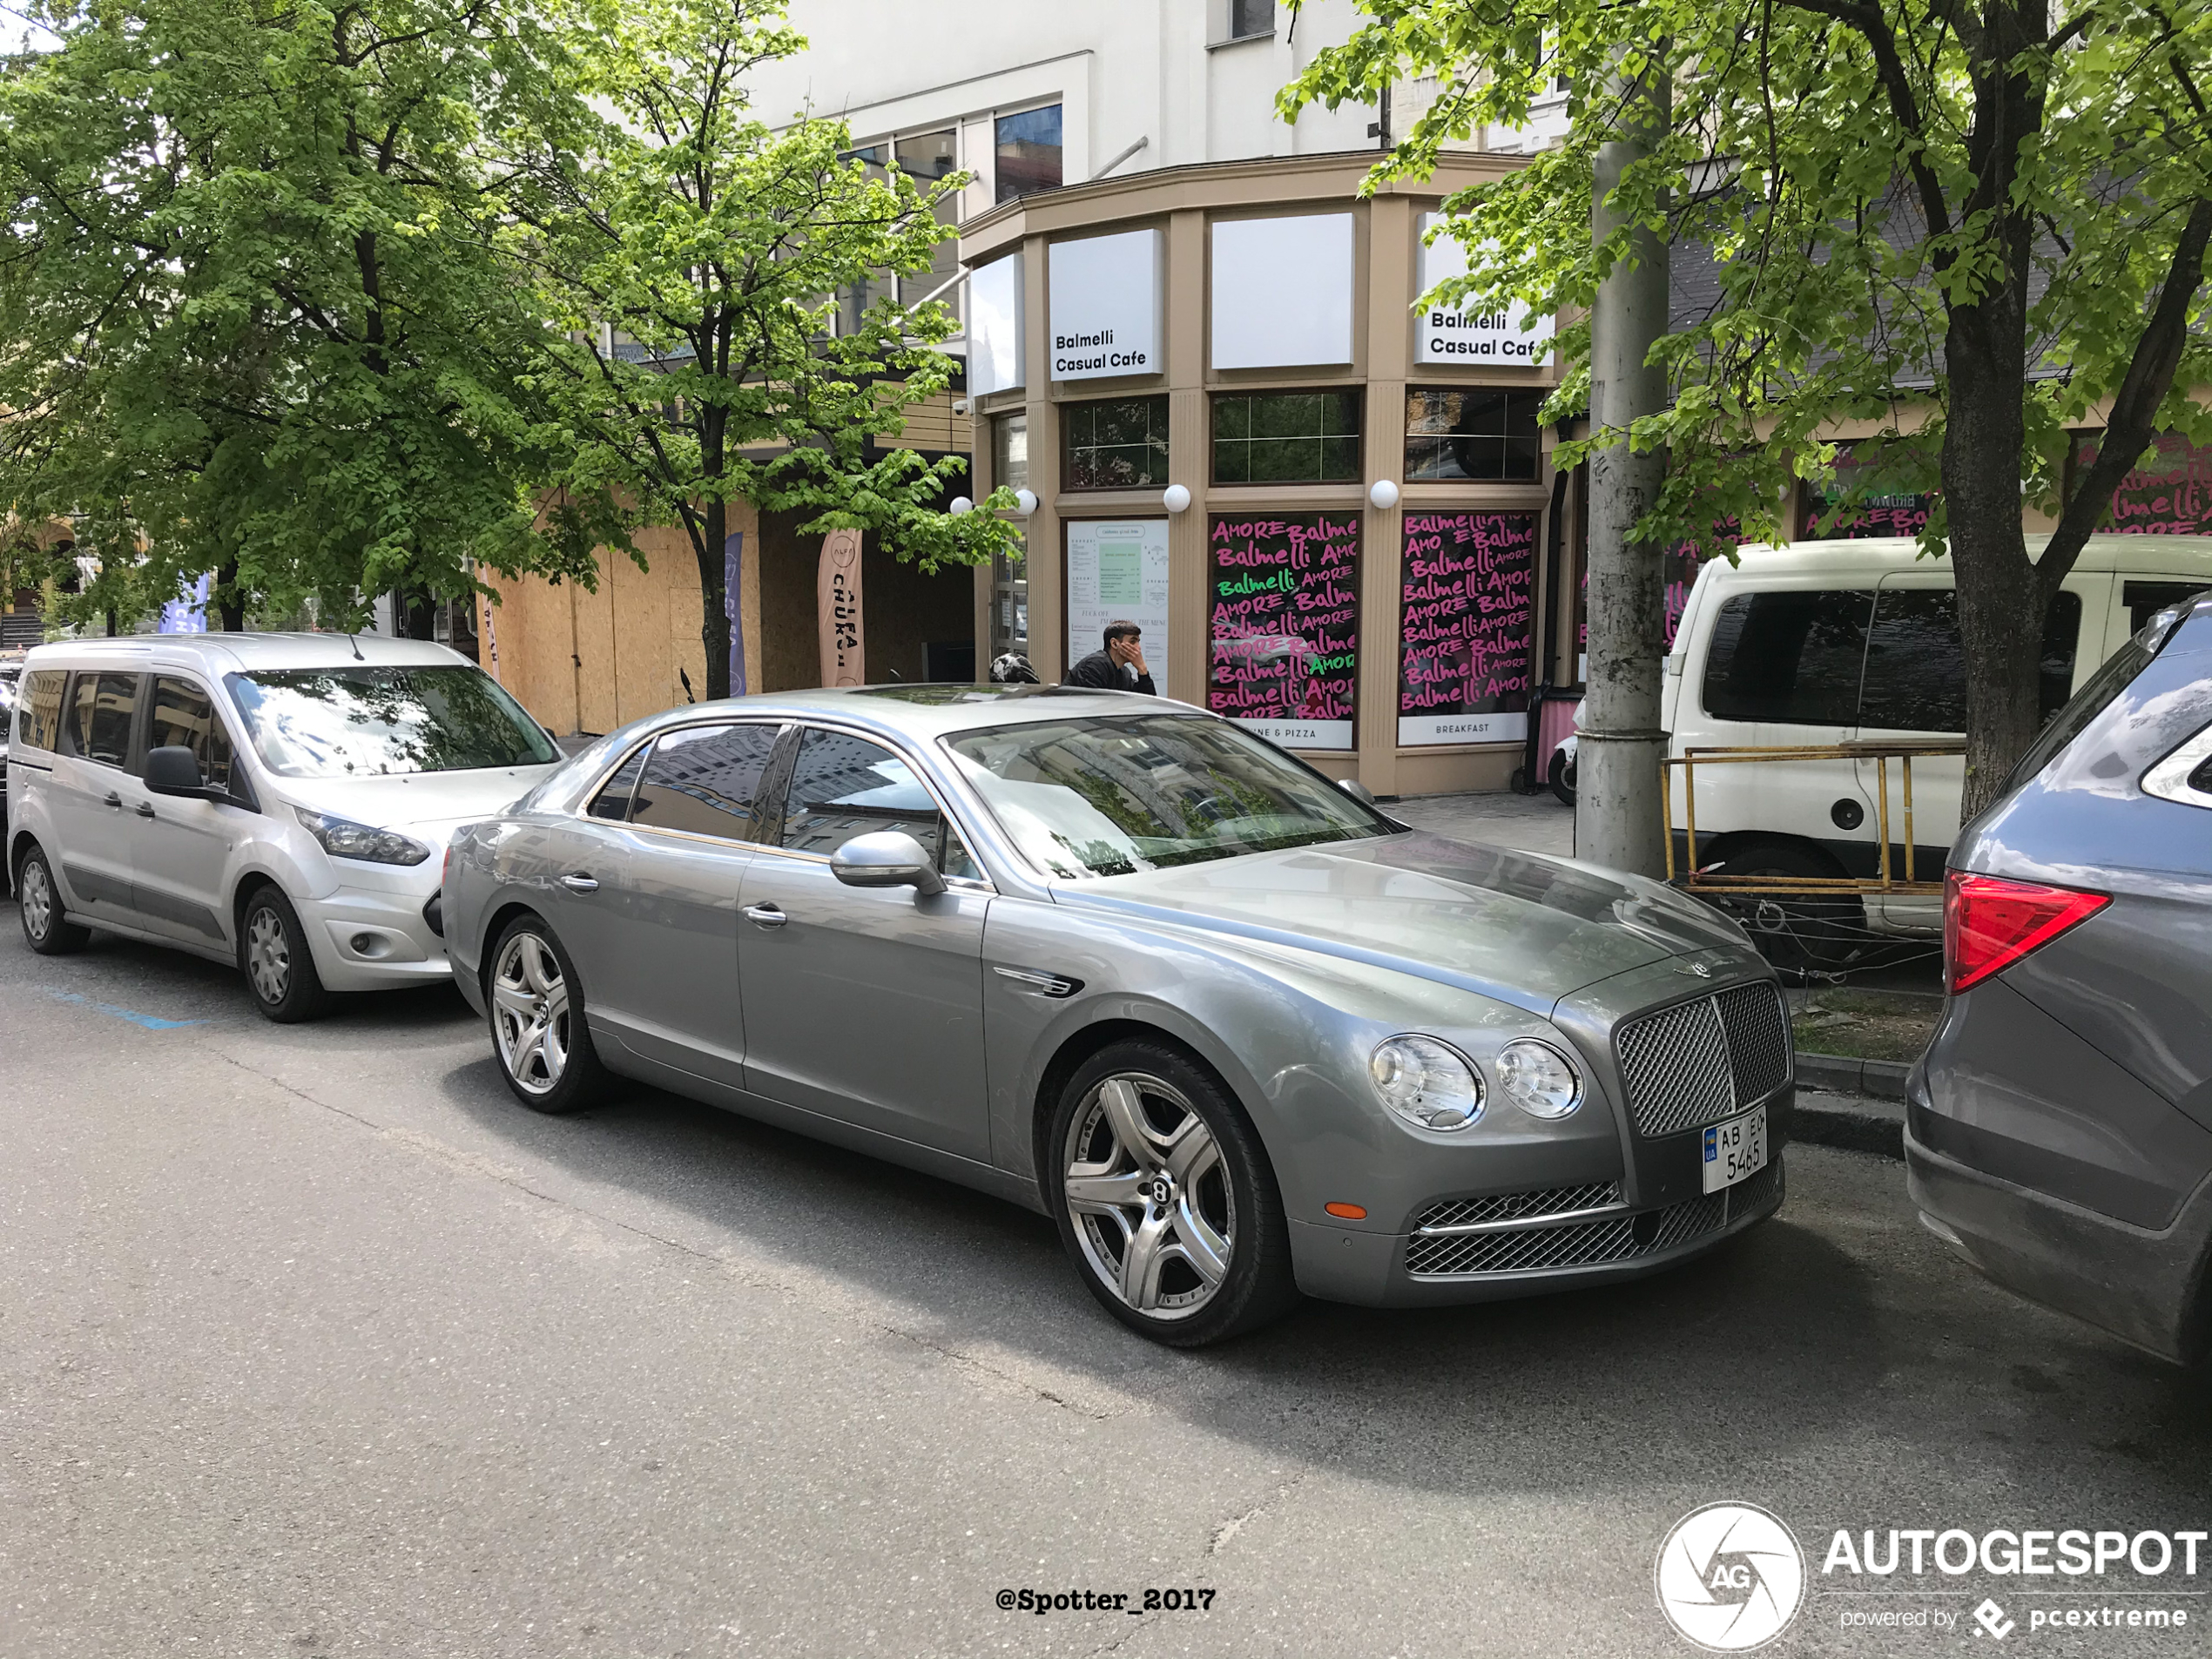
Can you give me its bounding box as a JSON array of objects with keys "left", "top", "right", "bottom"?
[
  {"left": 1791, "top": 1090, "right": 1905, "bottom": 1160},
  {"left": 1794, "top": 1051, "right": 1911, "bottom": 1101}
]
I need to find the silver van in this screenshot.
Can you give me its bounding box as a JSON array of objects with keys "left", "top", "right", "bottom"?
[
  {"left": 6, "top": 633, "right": 562, "bottom": 1019},
  {"left": 1662, "top": 536, "right": 2212, "bottom": 967}
]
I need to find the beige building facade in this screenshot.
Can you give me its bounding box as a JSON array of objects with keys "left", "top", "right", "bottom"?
[{"left": 959, "top": 151, "right": 1568, "bottom": 799}]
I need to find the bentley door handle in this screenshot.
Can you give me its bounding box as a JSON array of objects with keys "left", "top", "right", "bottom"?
[
  {"left": 134, "top": 801, "right": 156, "bottom": 819},
  {"left": 559, "top": 873, "right": 599, "bottom": 893},
  {"left": 742, "top": 902, "right": 787, "bottom": 928}
]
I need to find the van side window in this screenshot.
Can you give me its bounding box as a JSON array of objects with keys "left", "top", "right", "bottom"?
[
  {"left": 2123, "top": 580, "right": 2212, "bottom": 634},
  {"left": 14, "top": 670, "right": 67, "bottom": 752},
  {"left": 66, "top": 672, "right": 141, "bottom": 766},
  {"left": 1858, "top": 590, "right": 2081, "bottom": 732},
  {"left": 148, "top": 676, "right": 237, "bottom": 792},
  {"left": 1701, "top": 591, "right": 1872, "bottom": 725}
]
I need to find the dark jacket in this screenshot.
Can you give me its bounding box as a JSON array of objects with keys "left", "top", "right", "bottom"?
[{"left": 1063, "top": 649, "right": 1155, "bottom": 697}]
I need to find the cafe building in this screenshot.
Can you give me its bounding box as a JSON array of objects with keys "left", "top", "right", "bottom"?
[{"left": 956, "top": 149, "right": 1572, "bottom": 800}]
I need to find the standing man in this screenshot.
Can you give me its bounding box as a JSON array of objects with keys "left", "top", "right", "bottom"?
[{"left": 1063, "top": 620, "right": 1156, "bottom": 696}]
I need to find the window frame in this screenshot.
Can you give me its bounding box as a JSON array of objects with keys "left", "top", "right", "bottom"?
[
  {"left": 63, "top": 670, "right": 147, "bottom": 771},
  {"left": 12, "top": 668, "right": 71, "bottom": 755},
  {"left": 747, "top": 719, "right": 994, "bottom": 888},
  {"left": 1403, "top": 387, "right": 1546, "bottom": 483},
  {"left": 1061, "top": 395, "right": 1171, "bottom": 493},
  {"left": 1210, "top": 388, "right": 1366, "bottom": 487},
  {"left": 616, "top": 718, "right": 791, "bottom": 848}
]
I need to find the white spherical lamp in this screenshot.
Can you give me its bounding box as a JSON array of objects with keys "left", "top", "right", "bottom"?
[
  {"left": 1015, "top": 488, "right": 1039, "bottom": 516},
  {"left": 948, "top": 496, "right": 973, "bottom": 516},
  {"left": 1368, "top": 478, "right": 1401, "bottom": 510},
  {"left": 1162, "top": 483, "right": 1191, "bottom": 514}
]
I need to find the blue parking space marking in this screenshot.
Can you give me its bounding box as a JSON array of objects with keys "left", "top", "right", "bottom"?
[{"left": 36, "top": 988, "right": 206, "bottom": 1030}]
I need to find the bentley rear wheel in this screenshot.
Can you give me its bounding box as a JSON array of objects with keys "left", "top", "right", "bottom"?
[{"left": 488, "top": 914, "right": 612, "bottom": 1114}]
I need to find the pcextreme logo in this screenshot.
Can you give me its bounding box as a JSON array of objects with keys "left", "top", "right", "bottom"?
[{"left": 1656, "top": 1501, "right": 1808, "bottom": 1651}]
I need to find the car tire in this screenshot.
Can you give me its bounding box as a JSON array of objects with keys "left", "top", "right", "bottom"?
[
  {"left": 1047, "top": 1039, "right": 1300, "bottom": 1347},
  {"left": 1709, "top": 841, "right": 1865, "bottom": 977},
  {"left": 1548, "top": 747, "right": 1576, "bottom": 807},
  {"left": 486, "top": 914, "right": 613, "bottom": 1115},
  {"left": 17, "top": 843, "right": 91, "bottom": 955},
  {"left": 238, "top": 883, "right": 333, "bottom": 1023}
]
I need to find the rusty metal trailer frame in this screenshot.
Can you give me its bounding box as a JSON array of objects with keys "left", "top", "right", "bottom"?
[{"left": 1661, "top": 738, "right": 1968, "bottom": 898}]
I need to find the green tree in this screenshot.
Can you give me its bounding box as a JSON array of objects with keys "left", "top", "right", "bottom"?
[
  {"left": 0, "top": 0, "right": 615, "bottom": 633},
  {"left": 1286, "top": 0, "right": 2212, "bottom": 810},
  {"left": 503, "top": 0, "right": 1016, "bottom": 699}
]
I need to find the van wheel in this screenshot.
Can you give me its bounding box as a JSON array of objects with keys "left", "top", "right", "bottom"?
[
  {"left": 1548, "top": 748, "right": 1576, "bottom": 807},
  {"left": 239, "top": 884, "right": 333, "bottom": 1022},
  {"left": 17, "top": 844, "right": 91, "bottom": 954},
  {"left": 1709, "top": 843, "right": 1864, "bottom": 978}
]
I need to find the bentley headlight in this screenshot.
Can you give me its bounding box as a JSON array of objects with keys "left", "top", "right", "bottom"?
[
  {"left": 293, "top": 806, "right": 431, "bottom": 867},
  {"left": 1496, "top": 1039, "right": 1582, "bottom": 1119},
  {"left": 1368, "top": 1035, "right": 1484, "bottom": 1131}
]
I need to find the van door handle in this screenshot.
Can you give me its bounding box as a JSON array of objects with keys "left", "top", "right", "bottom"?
[
  {"left": 103, "top": 791, "right": 123, "bottom": 810},
  {"left": 742, "top": 902, "right": 787, "bottom": 928},
  {"left": 134, "top": 801, "right": 156, "bottom": 819},
  {"left": 559, "top": 873, "right": 599, "bottom": 893}
]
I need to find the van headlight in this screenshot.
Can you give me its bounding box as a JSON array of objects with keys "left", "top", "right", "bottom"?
[
  {"left": 293, "top": 806, "right": 431, "bottom": 867},
  {"left": 1495, "top": 1040, "right": 1582, "bottom": 1118},
  {"left": 1368, "top": 1035, "right": 1484, "bottom": 1131}
]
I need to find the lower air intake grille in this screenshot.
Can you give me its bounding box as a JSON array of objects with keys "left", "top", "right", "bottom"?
[
  {"left": 1405, "top": 1160, "right": 1784, "bottom": 1278},
  {"left": 1615, "top": 981, "right": 1794, "bottom": 1138},
  {"left": 1413, "top": 1183, "right": 1623, "bottom": 1233}
]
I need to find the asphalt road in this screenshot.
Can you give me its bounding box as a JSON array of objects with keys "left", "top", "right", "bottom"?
[{"left": 3, "top": 925, "right": 2207, "bottom": 1658}]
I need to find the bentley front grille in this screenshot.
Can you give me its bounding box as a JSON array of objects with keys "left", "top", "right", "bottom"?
[{"left": 1615, "top": 981, "right": 1793, "bottom": 1138}]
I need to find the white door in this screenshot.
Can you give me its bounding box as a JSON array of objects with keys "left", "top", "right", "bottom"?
[{"left": 48, "top": 671, "right": 146, "bottom": 926}]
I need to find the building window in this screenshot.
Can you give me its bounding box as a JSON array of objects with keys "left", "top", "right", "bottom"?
[
  {"left": 1212, "top": 390, "right": 1362, "bottom": 484},
  {"left": 990, "top": 413, "right": 1029, "bottom": 664},
  {"left": 1063, "top": 396, "right": 1170, "bottom": 490},
  {"left": 995, "top": 105, "right": 1062, "bottom": 203},
  {"left": 1405, "top": 388, "right": 1543, "bottom": 482},
  {"left": 1230, "top": 0, "right": 1275, "bottom": 38}
]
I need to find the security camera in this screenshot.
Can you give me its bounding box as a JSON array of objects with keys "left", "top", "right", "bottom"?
[{"left": 952, "top": 398, "right": 970, "bottom": 415}]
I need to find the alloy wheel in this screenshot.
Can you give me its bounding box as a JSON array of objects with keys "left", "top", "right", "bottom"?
[
  {"left": 22, "top": 857, "right": 53, "bottom": 941},
  {"left": 246, "top": 907, "right": 291, "bottom": 1003},
  {"left": 1062, "top": 1072, "right": 1235, "bottom": 1320},
  {"left": 492, "top": 931, "right": 571, "bottom": 1096}
]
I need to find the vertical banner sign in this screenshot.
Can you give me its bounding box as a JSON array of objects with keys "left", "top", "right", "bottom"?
[
  {"left": 481, "top": 594, "right": 501, "bottom": 682},
  {"left": 724, "top": 531, "right": 747, "bottom": 696},
  {"left": 817, "top": 529, "right": 865, "bottom": 687},
  {"left": 1067, "top": 519, "right": 1170, "bottom": 696},
  {"left": 158, "top": 571, "right": 211, "bottom": 634},
  {"left": 1398, "top": 512, "right": 1536, "bottom": 745},
  {"left": 1207, "top": 513, "right": 1359, "bottom": 749}
]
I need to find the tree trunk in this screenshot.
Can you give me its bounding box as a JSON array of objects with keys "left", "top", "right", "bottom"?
[
  {"left": 698, "top": 496, "right": 732, "bottom": 701},
  {"left": 214, "top": 556, "right": 245, "bottom": 631},
  {"left": 1575, "top": 47, "right": 1672, "bottom": 878}
]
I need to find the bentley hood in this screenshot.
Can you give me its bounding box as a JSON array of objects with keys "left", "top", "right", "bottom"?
[{"left": 1048, "top": 831, "right": 1752, "bottom": 1010}]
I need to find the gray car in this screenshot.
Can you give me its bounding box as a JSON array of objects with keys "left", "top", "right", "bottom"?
[
  {"left": 442, "top": 688, "right": 1791, "bottom": 1345},
  {"left": 1910, "top": 597, "right": 2212, "bottom": 1362}
]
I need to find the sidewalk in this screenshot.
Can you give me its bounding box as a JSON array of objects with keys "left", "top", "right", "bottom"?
[{"left": 1397, "top": 788, "right": 1912, "bottom": 1157}]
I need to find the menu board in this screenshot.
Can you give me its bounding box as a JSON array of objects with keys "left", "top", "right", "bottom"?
[
  {"left": 1208, "top": 513, "right": 1359, "bottom": 749},
  {"left": 1399, "top": 512, "right": 1535, "bottom": 745},
  {"left": 1067, "top": 519, "right": 1170, "bottom": 695},
  {"left": 2077, "top": 430, "right": 2212, "bottom": 535}
]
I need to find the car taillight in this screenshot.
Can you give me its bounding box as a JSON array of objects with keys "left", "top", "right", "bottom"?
[
  {"left": 442, "top": 844, "right": 454, "bottom": 886},
  {"left": 1943, "top": 870, "right": 2110, "bottom": 995}
]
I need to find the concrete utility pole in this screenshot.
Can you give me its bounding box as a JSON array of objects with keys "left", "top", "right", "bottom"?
[{"left": 1575, "top": 46, "right": 1671, "bottom": 878}]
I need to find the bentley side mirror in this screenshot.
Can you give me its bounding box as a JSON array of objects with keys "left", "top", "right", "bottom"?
[
  {"left": 144, "top": 745, "right": 226, "bottom": 802},
  {"left": 829, "top": 830, "right": 946, "bottom": 896},
  {"left": 1338, "top": 778, "right": 1379, "bottom": 806}
]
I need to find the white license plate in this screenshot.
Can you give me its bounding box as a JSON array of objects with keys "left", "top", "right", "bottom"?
[{"left": 1702, "top": 1106, "right": 1768, "bottom": 1194}]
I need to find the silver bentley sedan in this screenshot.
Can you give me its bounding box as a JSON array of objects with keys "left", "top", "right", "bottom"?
[{"left": 442, "top": 686, "right": 1791, "bottom": 1345}]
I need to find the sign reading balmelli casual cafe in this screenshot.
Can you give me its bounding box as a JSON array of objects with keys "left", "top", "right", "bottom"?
[
  {"left": 1416, "top": 212, "right": 1554, "bottom": 367},
  {"left": 1047, "top": 228, "right": 1162, "bottom": 381}
]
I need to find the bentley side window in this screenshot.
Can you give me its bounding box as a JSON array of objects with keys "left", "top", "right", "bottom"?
[{"left": 630, "top": 723, "right": 779, "bottom": 841}]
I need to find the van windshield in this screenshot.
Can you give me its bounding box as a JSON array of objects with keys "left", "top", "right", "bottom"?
[{"left": 226, "top": 667, "right": 558, "bottom": 778}]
